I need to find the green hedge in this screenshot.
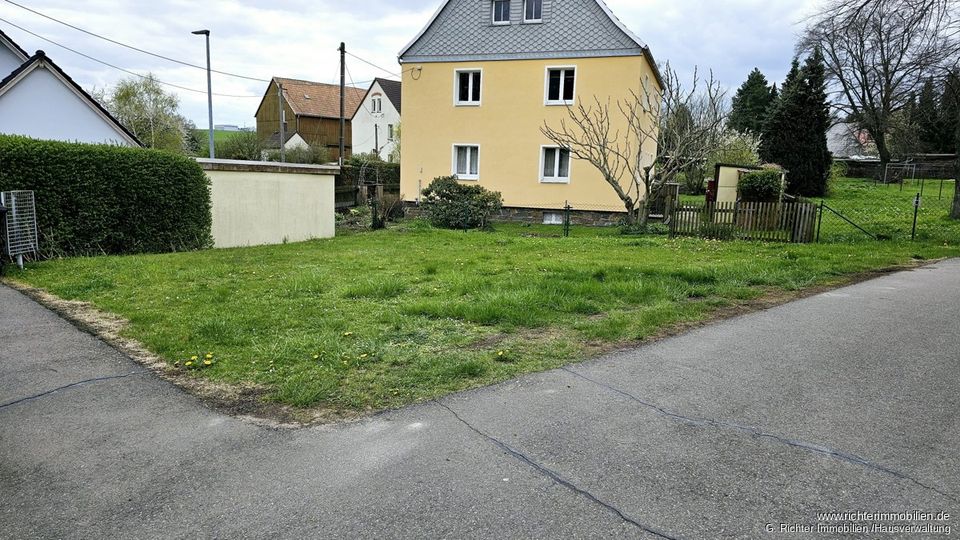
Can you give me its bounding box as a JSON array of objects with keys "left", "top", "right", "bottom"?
[
  {"left": 739, "top": 169, "right": 784, "bottom": 202},
  {"left": 339, "top": 160, "right": 401, "bottom": 186},
  {"left": 0, "top": 135, "right": 212, "bottom": 257}
]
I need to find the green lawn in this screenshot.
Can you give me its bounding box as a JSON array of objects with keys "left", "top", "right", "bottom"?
[{"left": 8, "top": 216, "right": 959, "bottom": 417}]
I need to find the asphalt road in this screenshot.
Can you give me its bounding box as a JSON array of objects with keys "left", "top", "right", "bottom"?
[{"left": 2, "top": 260, "right": 958, "bottom": 539}]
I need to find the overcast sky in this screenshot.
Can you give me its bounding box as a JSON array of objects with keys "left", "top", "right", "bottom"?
[{"left": 0, "top": 0, "right": 821, "bottom": 128}]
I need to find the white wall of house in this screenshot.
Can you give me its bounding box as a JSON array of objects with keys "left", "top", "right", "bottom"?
[
  {"left": 352, "top": 81, "right": 400, "bottom": 160},
  {"left": 0, "top": 65, "right": 136, "bottom": 146},
  {"left": 0, "top": 45, "right": 25, "bottom": 76}
]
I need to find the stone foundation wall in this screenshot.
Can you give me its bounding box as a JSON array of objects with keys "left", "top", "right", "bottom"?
[{"left": 403, "top": 203, "right": 626, "bottom": 227}]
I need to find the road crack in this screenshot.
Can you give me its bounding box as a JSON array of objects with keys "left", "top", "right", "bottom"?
[
  {"left": 434, "top": 400, "right": 680, "bottom": 540},
  {"left": 0, "top": 371, "right": 147, "bottom": 410},
  {"left": 561, "top": 366, "right": 959, "bottom": 505}
]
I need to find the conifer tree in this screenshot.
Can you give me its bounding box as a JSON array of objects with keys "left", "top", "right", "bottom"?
[
  {"left": 760, "top": 52, "right": 832, "bottom": 197},
  {"left": 728, "top": 69, "right": 775, "bottom": 136}
]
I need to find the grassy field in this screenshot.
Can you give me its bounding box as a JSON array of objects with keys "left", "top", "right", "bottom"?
[{"left": 8, "top": 214, "right": 959, "bottom": 416}]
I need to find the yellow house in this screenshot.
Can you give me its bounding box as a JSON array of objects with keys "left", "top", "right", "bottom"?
[{"left": 399, "top": 0, "right": 663, "bottom": 221}]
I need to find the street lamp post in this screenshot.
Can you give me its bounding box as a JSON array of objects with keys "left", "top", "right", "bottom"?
[{"left": 192, "top": 29, "right": 214, "bottom": 159}]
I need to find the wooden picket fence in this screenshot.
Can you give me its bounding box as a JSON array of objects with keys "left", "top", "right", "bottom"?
[{"left": 670, "top": 200, "right": 819, "bottom": 243}]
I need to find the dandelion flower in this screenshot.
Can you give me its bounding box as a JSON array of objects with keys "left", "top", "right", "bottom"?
[
  {"left": 205, "top": 354, "right": 213, "bottom": 359},
  {"left": 185, "top": 361, "right": 194, "bottom": 367},
  {"left": 343, "top": 332, "right": 354, "bottom": 337},
  {"left": 203, "top": 360, "right": 212, "bottom": 366},
  {"left": 190, "top": 356, "right": 198, "bottom": 361},
  {"left": 313, "top": 354, "right": 320, "bottom": 360}
]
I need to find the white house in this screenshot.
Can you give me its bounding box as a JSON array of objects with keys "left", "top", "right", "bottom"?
[
  {"left": 0, "top": 30, "right": 141, "bottom": 147},
  {"left": 351, "top": 78, "right": 401, "bottom": 161}
]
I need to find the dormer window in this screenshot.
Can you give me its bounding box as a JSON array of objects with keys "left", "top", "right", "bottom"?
[
  {"left": 523, "top": 0, "right": 542, "bottom": 22},
  {"left": 492, "top": 0, "right": 510, "bottom": 25}
]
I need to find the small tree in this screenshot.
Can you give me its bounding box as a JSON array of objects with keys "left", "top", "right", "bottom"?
[
  {"left": 96, "top": 75, "right": 189, "bottom": 152},
  {"left": 728, "top": 68, "right": 776, "bottom": 136},
  {"left": 541, "top": 64, "right": 726, "bottom": 225}
]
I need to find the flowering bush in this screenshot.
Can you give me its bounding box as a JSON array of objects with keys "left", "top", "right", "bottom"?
[{"left": 420, "top": 176, "right": 503, "bottom": 230}]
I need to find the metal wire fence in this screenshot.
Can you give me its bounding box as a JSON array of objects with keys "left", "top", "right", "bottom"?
[{"left": 816, "top": 179, "right": 958, "bottom": 243}]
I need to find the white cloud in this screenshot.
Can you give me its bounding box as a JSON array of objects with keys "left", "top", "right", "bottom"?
[{"left": 0, "top": 0, "right": 822, "bottom": 127}]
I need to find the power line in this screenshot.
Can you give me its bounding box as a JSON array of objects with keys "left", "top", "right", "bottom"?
[
  {"left": 0, "top": 17, "right": 261, "bottom": 98},
  {"left": 345, "top": 51, "right": 401, "bottom": 78},
  {"left": 1, "top": 0, "right": 270, "bottom": 83}
]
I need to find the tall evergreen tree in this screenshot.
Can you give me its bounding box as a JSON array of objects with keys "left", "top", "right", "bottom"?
[
  {"left": 938, "top": 72, "right": 960, "bottom": 153},
  {"left": 759, "top": 60, "right": 800, "bottom": 166},
  {"left": 916, "top": 77, "right": 940, "bottom": 152},
  {"left": 760, "top": 51, "right": 832, "bottom": 197},
  {"left": 728, "top": 69, "right": 775, "bottom": 136}
]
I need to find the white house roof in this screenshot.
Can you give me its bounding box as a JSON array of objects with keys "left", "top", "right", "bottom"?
[{"left": 0, "top": 51, "right": 142, "bottom": 147}]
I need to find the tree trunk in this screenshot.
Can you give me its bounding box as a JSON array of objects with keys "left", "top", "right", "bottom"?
[
  {"left": 873, "top": 131, "right": 892, "bottom": 182},
  {"left": 622, "top": 197, "right": 637, "bottom": 225},
  {"left": 638, "top": 200, "right": 650, "bottom": 227}
]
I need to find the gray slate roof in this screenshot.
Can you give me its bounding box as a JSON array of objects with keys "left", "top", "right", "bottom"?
[{"left": 400, "top": 0, "right": 649, "bottom": 63}]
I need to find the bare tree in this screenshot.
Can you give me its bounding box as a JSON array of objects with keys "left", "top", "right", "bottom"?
[
  {"left": 802, "top": 0, "right": 960, "bottom": 170},
  {"left": 541, "top": 65, "right": 726, "bottom": 225}
]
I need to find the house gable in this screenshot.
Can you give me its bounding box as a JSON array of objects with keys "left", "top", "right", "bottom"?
[
  {"left": 0, "top": 52, "right": 141, "bottom": 146},
  {"left": 0, "top": 29, "right": 29, "bottom": 76},
  {"left": 400, "top": 0, "right": 648, "bottom": 64}
]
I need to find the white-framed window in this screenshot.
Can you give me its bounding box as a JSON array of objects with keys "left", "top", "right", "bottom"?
[
  {"left": 455, "top": 69, "right": 482, "bottom": 106},
  {"left": 543, "top": 212, "right": 564, "bottom": 225},
  {"left": 387, "top": 124, "right": 395, "bottom": 141},
  {"left": 523, "top": 0, "right": 542, "bottom": 22},
  {"left": 540, "top": 146, "right": 571, "bottom": 183},
  {"left": 492, "top": 0, "right": 511, "bottom": 24},
  {"left": 545, "top": 67, "right": 576, "bottom": 105},
  {"left": 453, "top": 144, "right": 480, "bottom": 180},
  {"left": 371, "top": 95, "right": 382, "bottom": 113}
]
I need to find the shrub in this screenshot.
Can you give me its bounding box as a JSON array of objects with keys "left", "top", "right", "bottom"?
[
  {"left": 214, "top": 131, "right": 262, "bottom": 161},
  {"left": 739, "top": 170, "right": 784, "bottom": 202},
  {"left": 264, "top": 145, "right": 330, "bottom": 165},
  {"left": 420, "top": 176, "right": 503, "bottom": 230},
  {"left": 0, "top": 135, "right": 212, "bottom": 257}
]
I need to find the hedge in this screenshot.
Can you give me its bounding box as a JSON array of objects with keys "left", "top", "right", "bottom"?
[
  {"left": 338, "top": 160, "right": 400, "bottom": 186},
  {"left": 0, "top": 135, "right": 212, "bottom": 258},
  {"left": 739, "top": 169, "right": 784, "bottom": 203}
]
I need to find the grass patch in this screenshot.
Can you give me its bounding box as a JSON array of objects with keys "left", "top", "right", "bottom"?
[{"left": 9, "top": 200, "right": 960, "bottom": 415}]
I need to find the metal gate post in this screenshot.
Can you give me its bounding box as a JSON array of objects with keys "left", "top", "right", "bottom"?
[
  {"left": 816, "top": 200, "right": 824, "bottom": 243},
  {"left": 911, "top": 193, "right": 921, "bottom": 241}
]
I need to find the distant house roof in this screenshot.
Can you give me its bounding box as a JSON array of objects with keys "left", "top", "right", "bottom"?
[
  {"left": 261, "top": 77, "right": 366, "bottom": 120},
  {"left": 0, "top": 51, "right": 142, "bottom": 147},
  {"left": 355, "top": 78, "right": 401, "bottom": 117},
  {"left": 399, "top": 0, "right": 663, "bottom": 87}
]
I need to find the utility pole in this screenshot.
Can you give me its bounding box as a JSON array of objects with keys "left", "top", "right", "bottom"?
[
  {"left": 277, "top": 81, "right": 286, "bottom": 163},
  {"left": 192, "top": 29, "right": 214, "bottom": 159},
  {"left": 339, "top": 42, "right": 346, "bottom": 166}
]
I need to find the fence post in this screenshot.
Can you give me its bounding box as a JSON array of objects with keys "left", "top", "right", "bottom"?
[
  {"left": 816, "top": 200, "right": 824, "bottom": 243},
  {"left": 563, "top": 202, "right": 571, "bottom": 238},
  {"left": 911, "top": 193, "right": 920, "bottom": 241}
]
